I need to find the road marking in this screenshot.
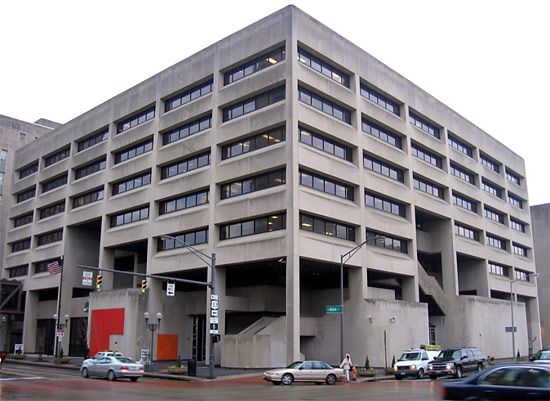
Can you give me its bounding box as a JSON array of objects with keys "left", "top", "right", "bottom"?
[{"left": 0, "top": 376, "right": 44, "bottom": 381}]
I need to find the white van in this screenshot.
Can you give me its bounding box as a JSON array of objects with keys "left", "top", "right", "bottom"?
[{"left": 393, "top": 349, "right": 440, "bottom": 379}]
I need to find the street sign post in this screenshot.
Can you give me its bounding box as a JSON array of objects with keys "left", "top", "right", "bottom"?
[{"left": 325, "top": 305, "right": 343, "bottom": 314}]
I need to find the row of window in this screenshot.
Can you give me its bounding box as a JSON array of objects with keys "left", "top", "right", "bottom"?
[
  {"left": 299, "top": 127, "right": 352, "bottom": 161},
  {"left": 298, "top": 86, "right": 352, "bottom": 124},
  {"left": 299, "top": 170, "right": 353, "bottom": 201},
  {"left": 11, "top": 229, "right": 63, "bottom": 252},
  {"left": 488, "top": 263, "right": 531, "bottom": 281},
  {"left": 221, "top": 169, "right": 285, "bottom": 200},
  {"left": 110, "top": 206, "right": 149, "bottom": 228},
  {"left": 455, "top": 224, "right": 530, "bottom": 255},
  {"left": 222, "top": 126, "right": 285, "bottom": 160},
  {"left": 223, "top": 86, "right": 285, "bottom": 121},
  {"left": 225, "top": 47, "right": 285, "bottom": 85}
]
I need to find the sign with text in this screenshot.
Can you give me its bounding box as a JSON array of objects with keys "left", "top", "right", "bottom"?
[
  {"left": 82, "top": 271, "right": 93, "bottom": 286},
  {"left": 166, "top": 282, "right": 175, "bottom": 297},
  {"left": 325, "top": 305, "right": 343, "bottom": 314},
  {"left": 210, "top": 294, "right": 220, "bottom": 334},
  {"left": 505, "top": 326, "right": 517, "bottom": 333}
]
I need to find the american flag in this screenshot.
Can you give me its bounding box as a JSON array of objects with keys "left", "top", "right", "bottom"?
[{"left": 47, "top": 258, "right": 63, "bottom": 275}]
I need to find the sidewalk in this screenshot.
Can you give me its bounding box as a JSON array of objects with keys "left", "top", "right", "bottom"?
[
  {"left": 5, "top": 354, "right": 396, "bottom": 383},
  {"left": 3, "top": 354, "right": 266, "bottom": 381}
]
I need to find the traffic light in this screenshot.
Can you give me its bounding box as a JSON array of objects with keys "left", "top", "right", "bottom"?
[
  {"left": 140, "top": 279, "right": 147, "bottom": 293},
  {"left": 96, "top": 274, "right": 102, "bottom": 290}
]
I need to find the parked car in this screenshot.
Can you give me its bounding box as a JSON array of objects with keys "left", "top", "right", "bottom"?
[
  {"left": 394, "top": 349, "right": 440, "bottom": 379},
  {"left": 82, "top": 351, "right": 123, "bottom": 367},
  {"left": 263, "top": 360, "right": 345, "bottom": 385},
  {"left": 428, "top": 347, "right": 485, "bottom": 379},
  {"left": 441, "top": 363, "right": 550, "bottom": 400},
  {"left": 80, "top": 356, "right": 143, "bottom": 381},
  {"left": 530, "top": 349, "right": 550, "bottom": 362},
  {"left": 533, "top": 350, "right": 550, "bottom": 364}
]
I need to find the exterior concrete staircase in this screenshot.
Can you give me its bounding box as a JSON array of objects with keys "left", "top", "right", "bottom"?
[{"left": 417, "top": 261, "right": 450, "bottom": 314}]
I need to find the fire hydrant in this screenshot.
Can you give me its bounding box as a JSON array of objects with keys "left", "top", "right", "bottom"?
[{"left": 351, "top": 366, "right": 357, "bottom": 381}]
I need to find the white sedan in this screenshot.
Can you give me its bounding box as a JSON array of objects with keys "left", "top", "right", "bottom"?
[
  {"left": 82, "top": 351, "right": 123, "bottom": 367},
  {"left": 263, "top": 360, "right": 345, "bottom": 385}
]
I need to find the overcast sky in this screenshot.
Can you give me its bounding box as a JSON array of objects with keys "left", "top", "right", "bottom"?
[{"left": 1, "top": 0, "right": 548, "bottom": 205}]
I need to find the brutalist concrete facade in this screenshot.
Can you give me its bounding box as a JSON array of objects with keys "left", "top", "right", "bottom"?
[
  {"left": 531, "top": 203, "right": 549, "bottom": 349},
  {"left": 3, "top": 6, "right": 540, "bottom": 367},
  {"left": 0, "top": 114, "right": 58, "bottom": 354}
]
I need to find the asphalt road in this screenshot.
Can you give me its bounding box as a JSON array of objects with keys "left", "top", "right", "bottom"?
[{"left": 0, "top": 364, "right": 444, "bottom": 401}]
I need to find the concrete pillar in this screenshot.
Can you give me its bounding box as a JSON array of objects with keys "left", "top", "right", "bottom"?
[
  {"left": 22, "top": 290, "right": 38, "bottom": 353},
  {"left": 214, "top": 266, "right": 226, "bottom": 365},
  {"left": 285, "top": 253, "right": 300, "bottom": 364},
  {"left": 98, "top": 247, "right": 115, "bottom": 291},
  {"left": 402, "top": 276, "right": 418, "bottom": 302}
]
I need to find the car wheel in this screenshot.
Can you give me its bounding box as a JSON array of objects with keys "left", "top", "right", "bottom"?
[
  {"left": 455, "top": 366, "right": 463, "bottom": 379},
  {"left": 130, "top": 377, "right": 138, "bottom": 382},
  {"left": 325, "top": 374, "right": 337, "bottom": 385},
  {"left": 417, "top": 368, "right": 425, "bottom": 379},
  {"left": 81, "top": 368, "right": 89, "bottom": 378},
  {"left": 430, "top": 375, "right": 437, "bottom": 380},
  {"left": 477, "top": 363, "right": 483, "bottom": 371},
  {"left": 281, "top": 373, "right": 293, "bottom": 385},
  {"left": 107, "top": 370, "right": 116, "bottom": 381}
]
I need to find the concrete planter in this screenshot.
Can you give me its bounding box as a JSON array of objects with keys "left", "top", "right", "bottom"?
[{"left": 167, "top": 366, "right": 188, "bottom": 375}]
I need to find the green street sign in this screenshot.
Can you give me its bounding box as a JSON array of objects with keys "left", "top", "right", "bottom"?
[{"left": 325, "top": 305, "right": 343, "bottom": 314}]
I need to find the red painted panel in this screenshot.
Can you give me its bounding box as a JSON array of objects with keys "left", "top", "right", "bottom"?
[{"left": 89, "top": 308, "right": 124, "bottom": 355}]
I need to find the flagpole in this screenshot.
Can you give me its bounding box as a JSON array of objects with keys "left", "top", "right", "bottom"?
[{"left": 53, "top": 257, "right": 64, "bottom": 358}]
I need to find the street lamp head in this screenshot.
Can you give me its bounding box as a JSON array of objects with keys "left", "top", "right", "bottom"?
[
  {"left": 144, "top": 312, "right": 150, "bottom": 322},
  {"left": 53, "top": 313, "right": 58, "bottom": 321},
  {"left": 156, "top": 312, "right": 162, "bottom": 322},
  {"left": 64, "top": 314, "right": 69, "bottom": 322}
]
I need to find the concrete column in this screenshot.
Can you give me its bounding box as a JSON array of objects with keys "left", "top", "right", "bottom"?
[
  {"left": 527, "top": 297, "right": 542, "bottom": 354},
  {"left": 401, "top": 276, "right": 418, "bottom": 302},
  {"left": 98, "top": 247, "right": 115, "bottom": 291},
  {"left": 215, "top": 266, "right": 226, "bottom": 365},
  {"left": 22, "top": 290, "right": 38, "bottom": 353},
  {"left": 285, "top": 253, "right": 300, "bottom": 364},
  {"left": 146, "top": 274, "right": 163, "bottom": 360}
]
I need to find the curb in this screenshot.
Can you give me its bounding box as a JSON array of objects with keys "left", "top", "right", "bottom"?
[{"left": 3, "top": 359, "right": 257, "bottom": 382}]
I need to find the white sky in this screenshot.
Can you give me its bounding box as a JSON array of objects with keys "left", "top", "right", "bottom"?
[{"left": 1, "top": 0, "right": 548, "bottom": 205}]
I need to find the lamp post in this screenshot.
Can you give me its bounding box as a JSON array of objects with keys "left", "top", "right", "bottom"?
[
  {"left": 160, "top": 235, "right": 217, "bottom": 379},
  {"left": 53, "top": 313, "right": 69, "bottom": 358},
  {"left": 144, "top": 312, "right": 162, "bottom": 371},
  {"left": 509, "top": 271, "right": 540, "bottom": 361},
  {"left": 339, "top": 235, "right": 384, "bottom": 361}
]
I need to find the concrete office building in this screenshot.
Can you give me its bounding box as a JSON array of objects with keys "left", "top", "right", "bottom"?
[
  {"left": 531, "top": 204, "right": 550, "bottom": 349},
  {"left": 0, "top": 114, "right": 59, "bottom": 353},
  {"left": 3, "top": 6, "right": 540, "bottom": 367}
]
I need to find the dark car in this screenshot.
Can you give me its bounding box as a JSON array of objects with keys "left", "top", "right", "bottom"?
[
  {"left": 441, "top": 363, "right": 550, "bottom": 400},
  {"left": 530, "top": 349, "right": 550, "bottom": 362},
  {"left": 428, "top": 347, "right": 485, "bottom": 379}
]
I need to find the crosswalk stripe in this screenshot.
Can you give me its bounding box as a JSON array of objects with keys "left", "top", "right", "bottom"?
[{"left": 0, "top": 376, "right": 44, "bottom": 381}]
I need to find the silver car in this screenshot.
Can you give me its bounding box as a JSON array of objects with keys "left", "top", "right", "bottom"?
[
  {"left": 81, "top": 351, "right": 123, "bottom": 368},
  {"left": 80, "top": 356, "right": 144, "bottom": 381},
  {"left": 263, "top": 360, "right": 345, "bottom": 385}
]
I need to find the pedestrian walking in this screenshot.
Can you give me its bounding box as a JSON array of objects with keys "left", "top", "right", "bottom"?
[{"left": 340, "top": 353, "right": 353, "bottom": 382}]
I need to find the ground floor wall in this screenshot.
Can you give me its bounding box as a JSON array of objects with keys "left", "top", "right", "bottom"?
[{"left": 431, "top": 296, "right": 530, "bottom": 359}]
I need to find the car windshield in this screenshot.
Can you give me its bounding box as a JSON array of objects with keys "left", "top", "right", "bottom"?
[
  {"left": 287, "top": 361, "right": 303, "bottom": 369},
  {"left": 435, "top": 350, "right": 460, "bottom": 360},
  {"left": 115, "top": 357, "right": 136, "bottom": 363},
  {"left": 399, "top": 352, "right": 421, "bottom": 361},
  {"left": 538, "top": 352, "right": 550, "bottom": 361}
]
